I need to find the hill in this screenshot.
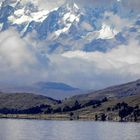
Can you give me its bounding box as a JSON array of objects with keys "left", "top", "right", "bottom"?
[
  {"left": 0, "top": 93, "right": 58, "bottom": 111},
  {"left": 0, "top": 82, "right": 82, "bottom": 99},
  {"left": 64, "top": 79, "right": 140, "bottom": 105},
  {"left": 0, "top": 79, "right": 140, "bottom": 122}
]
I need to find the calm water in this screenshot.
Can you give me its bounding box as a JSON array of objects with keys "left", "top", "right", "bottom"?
[{"left": 0, "top": 119, "right": 139, "bottom": 140}]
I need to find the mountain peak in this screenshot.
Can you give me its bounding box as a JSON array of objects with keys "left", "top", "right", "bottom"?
[
  {"left": 35, "top": 82, "right": 78, "bottom": 91},
  {"left": 0, "top": 0, "right": 38, "bottom": 8},
  {"left": 64, "top": 0, "right": 79, "bottom": 12}
]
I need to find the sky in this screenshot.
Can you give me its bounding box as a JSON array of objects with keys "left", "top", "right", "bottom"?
[
  {"left": 0, "top": 0, "right": 140, "bottom": 90},
  {"left": 1, "top": 0, "right": 140, "bottom": 11},
  {"left": 38, "top": 0, "right": 140, "bottom": 12}
]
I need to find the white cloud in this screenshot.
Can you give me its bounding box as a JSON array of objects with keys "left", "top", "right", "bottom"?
[
  {"left": 1, "top": 0, "right": 140, "bottom": 13},
  {"left": 0, "top": 29, "right": 35, "bottom": 70},
  {"left": 80, "top": 22, "right": 94, "bottom": 31},
  {"left": 0, "top": 29, "right": 45, "bottom": 85},
  {"left": 0, "top": 29, "right": 140, "bottom": 90},
  {"left": 1, "top": 0, "right": 140, "bottom": 10},
  {"left": 63, "top": 40, "right": 140, "bottom": 72},
  {"left": 39, "top": 0, "right": 65, "bottom": 10},
  {"left": 54, "top": 39, "right": 140, "bottom": 89},
  {"left": 0, "top": 0, "right": 140, "bottom": 90}
]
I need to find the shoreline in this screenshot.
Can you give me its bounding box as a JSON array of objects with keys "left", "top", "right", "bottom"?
[{"left": 0, "top": 114, "right": 139, "bottom": 122}]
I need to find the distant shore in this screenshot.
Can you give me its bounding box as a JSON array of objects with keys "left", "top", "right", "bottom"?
[{"left": 0, "top": 114, "right": 139, "bottom": 122}]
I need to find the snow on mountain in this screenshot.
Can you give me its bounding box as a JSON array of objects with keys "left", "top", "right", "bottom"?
[
  {"left": 53, "top": 2, "right": 80, "bottom": 37},
  {"left": 0, "top": 0, "right": 140, "bottom": 95},
  {"left": 97, "top": 23, "right": 118, "bottom": 39},
  {"left": 0, "top": 0, "right": 139, "bottom": 54},
  {"left": 8, "top": 8, "right": 49, "bottom": 24}
]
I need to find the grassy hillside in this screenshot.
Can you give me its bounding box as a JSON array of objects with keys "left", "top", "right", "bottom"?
[
  {"left": 0, "top": 93, "right": 58, "bottom": 110},
  {"left": 71, "top": 95, "right": 140, "bottom": 121},
  {"left": 0, "top": 79, "right": 140, "bottom": 122},
  {"left": 66, "top": 79, "right": 140, "bottom": 104}
]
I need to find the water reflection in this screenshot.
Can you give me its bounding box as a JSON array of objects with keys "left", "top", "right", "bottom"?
[{"left": 0, "top": 119, "right": 139, "bottom": 140}]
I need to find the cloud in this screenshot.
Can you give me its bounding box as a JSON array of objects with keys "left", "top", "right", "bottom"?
[
  {"left": 1, "top": 0, "right": 140, "bottom": 12},
  {"left": 75, "top": 0, "right": 140, "bottom": 13},
  {"left": 43, "top": 0, "right": 140, "bottom": 12},
  {"left": 0, "top": 0, "right": 140, "bottom": 90},
  {"left": 38, "top": 0, "right": 65, "bottom": 10},
  {"left": 103, "top": 11, "right": 132, "bottom": 31},
  {"left": 63, "top": 40, "right": 140, "bottom": 72},
  {"left": 0, "top": 29, "right": 35, "bottom": 70},
  {"left": 121, "top": 0, "right": 140, "bottom": 12},
  {"left": 52, "top": 39, "right": 140, "bottom": 89},
  {"left": 0, "top": 29, "right": 45, "bottom": 85},
  {"left": 0, "top": 29, "right": 140, "bottom": 90}
]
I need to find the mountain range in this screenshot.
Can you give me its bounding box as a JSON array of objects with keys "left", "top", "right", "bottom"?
[
  {"left": 0, "top": 0, "right": 140, "bottom": 98},
  {"left": 0, "top": 0, "right": 139, "bottom": 54}
]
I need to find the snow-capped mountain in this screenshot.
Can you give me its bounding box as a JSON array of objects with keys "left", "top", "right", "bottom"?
[
  {"left": 0, "top": 0, "right": 139, "bottom": 53},
  {"left": 0, "top": 0, "right": 140, "bottom": 97}
]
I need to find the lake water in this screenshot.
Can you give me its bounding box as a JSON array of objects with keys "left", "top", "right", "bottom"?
[{"left": 0, "top": 119, "right": 139, "bottom": 140}]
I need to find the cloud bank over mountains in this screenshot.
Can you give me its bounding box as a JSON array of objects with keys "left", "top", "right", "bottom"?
[
  {"left": 0, "top": 0, "right": 140, "bottom": 90},
  {"left": 0, "top": 28, "right": 140, "bottom": 89}
]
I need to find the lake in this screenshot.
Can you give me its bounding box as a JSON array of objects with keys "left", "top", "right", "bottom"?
[{"left": 0, "top": 119, "right": 139, "bottom": 140}]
